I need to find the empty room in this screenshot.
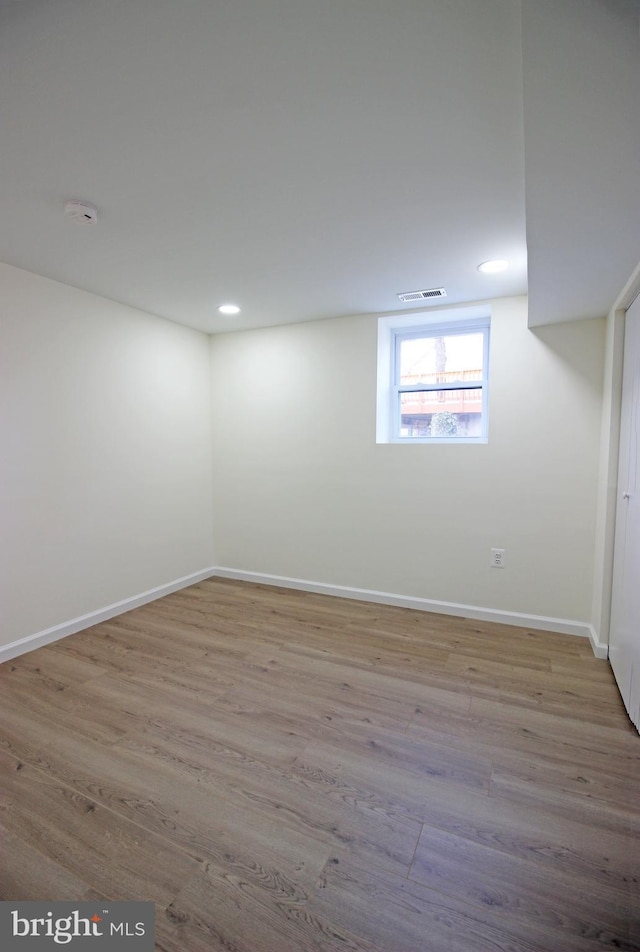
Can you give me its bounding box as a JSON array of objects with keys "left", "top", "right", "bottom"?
[{"left": 1, "top": 1, "right": 639, "bottom": 950}]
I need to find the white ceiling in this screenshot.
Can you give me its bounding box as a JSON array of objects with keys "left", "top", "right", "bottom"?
[{"left": 0, "top": 0, "right": 638, "bottom": 334}]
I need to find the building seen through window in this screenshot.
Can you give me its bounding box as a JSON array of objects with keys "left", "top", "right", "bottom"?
[{"left": 398, "top": 332, "right": 485, "bottom": 438}]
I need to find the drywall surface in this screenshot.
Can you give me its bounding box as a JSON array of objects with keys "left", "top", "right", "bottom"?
[
  {"left": 0, "top": 263, "right": 214, "bottom": 646},
  {"left": 522, "top": 0, "right": 640, "bottom": 326},
  {"left": 210, "top": 296, "right": 604, "bottom": 622}
]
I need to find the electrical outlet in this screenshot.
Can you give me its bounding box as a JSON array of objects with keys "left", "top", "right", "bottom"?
[{"left": 490, "top": 548, "right": 505, "bottom": 568}]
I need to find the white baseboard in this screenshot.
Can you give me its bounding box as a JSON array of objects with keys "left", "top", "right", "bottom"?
[
  {"left": 1, "top": 564, "right": 606, "bottom": 666},
  {"left": 0, "top": 567, "right": 217, "bottom": 665},
  {"left": 213, "top": 567, "right": 598, "bottom": 647},
  {"left": 586, "top": 625, "right": 609, "bottom": 660}
]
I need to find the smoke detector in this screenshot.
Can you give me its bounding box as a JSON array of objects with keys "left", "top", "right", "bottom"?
[
  {"left": 397, "top": 287, "right": 447, "bottom": 303},
  {"left": 64, "top": 200, "right": 98, "bottom": 224}
]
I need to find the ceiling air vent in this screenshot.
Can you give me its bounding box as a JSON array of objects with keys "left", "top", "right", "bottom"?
[{"left": 397, "top": 287, "right": 447, "bottom": 303}]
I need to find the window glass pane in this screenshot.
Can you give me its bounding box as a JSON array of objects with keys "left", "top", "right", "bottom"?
[
  {"left": 400, "top": 389, "right": 483, "bottom": 438},
  {"left": 399, "top": 332, "right": 484, "bottom": 386}
]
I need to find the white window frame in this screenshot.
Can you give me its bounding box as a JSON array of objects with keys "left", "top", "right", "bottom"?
[{"left": 376, "top": 305, "right": 490, "bottom": 444}]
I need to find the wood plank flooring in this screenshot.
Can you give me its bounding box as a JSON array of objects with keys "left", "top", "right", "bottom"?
[{"left": 1, "top": 577, "right": 638, "bottom": 951}]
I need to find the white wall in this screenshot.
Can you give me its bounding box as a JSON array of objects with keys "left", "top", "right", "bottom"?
[
  {"left": 0, "top": 263, "right": 214, "bottom": 647},
  {"left": 0, "top": 271, "right": 606, "bottom": 650},
  {"left": 522, "top": 0, "right": 640, "bottom": 326},
  {"left": 210, "top": 296, "right": 604, "bottom": 624}
]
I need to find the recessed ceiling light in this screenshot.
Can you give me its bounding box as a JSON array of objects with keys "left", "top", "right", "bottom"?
[
  {"left": 477, "top": 259, "right": 509, "bottom": 274},
  {"left": 218, "top": 304, "right": 240, "bottom": 315}
]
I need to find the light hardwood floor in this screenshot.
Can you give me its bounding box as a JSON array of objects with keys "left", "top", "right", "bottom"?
[{"left": 1, "top": 577, "right": 639, "bottom": 951}]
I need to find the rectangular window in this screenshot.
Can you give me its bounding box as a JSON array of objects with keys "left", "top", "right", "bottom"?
[{"left": 377, "top": 309, "right": 490, "bottom": 443}]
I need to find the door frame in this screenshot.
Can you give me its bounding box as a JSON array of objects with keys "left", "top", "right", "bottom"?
[{"left": 592, "top": 261, "right": 640, "bottom": 656}]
